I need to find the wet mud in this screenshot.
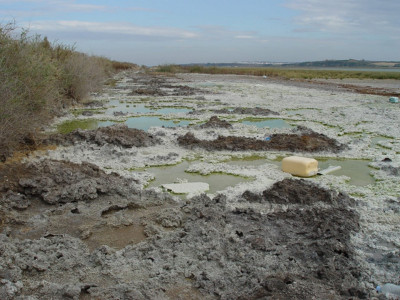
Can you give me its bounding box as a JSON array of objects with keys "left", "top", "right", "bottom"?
[
  {"left": 0, "top": 176, "right": 367, "bottom": 299},
  {"left": 179, "top": 126, "right": 345, "bottom": 153},
  {"left": 128, "top": 73, "right": 204, "bottom": 96}
]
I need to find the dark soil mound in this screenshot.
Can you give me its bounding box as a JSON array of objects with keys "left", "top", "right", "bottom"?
[
  {"left": 242, "top": 178, "right": 355, "bottom": 206},
  {"left": 214, "top": 106, "right": 279, "bottom": 116},
  {"left": 178, "top": 126, "right": 345, "bottom": 153},
  {"left": 199, "top": 116, "right": 233, "bottom": 129},
  {"left": 49, "top": 124, "right": 160, "bottom": 148},
  {"left": 1, "top": 159, "right": 137, "bottom": 205}
]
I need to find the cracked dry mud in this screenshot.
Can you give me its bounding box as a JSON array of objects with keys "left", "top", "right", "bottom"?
[{"left": 1, "top": 71, "right": 399, "bottom": 299}]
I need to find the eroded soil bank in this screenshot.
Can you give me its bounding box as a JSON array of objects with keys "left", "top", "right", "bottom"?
[
  {"left": 1, "top": 70, "right": 399, "bottom": 299},
  {"left": 178, "top": 124, "right": 345, "bottom": 153}
]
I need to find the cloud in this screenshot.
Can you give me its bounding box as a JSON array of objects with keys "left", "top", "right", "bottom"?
[
  {"left": 195, "top": 25, "right": 258, "bottom": 41},
  {"left": 0, "top": 0, "right": 107, "bottom": 11},
  {"left": 285, "top": 0, "right": 400, "bottom": 36},
  {"left": 0, "top": 0, "right": 153, "bottom": 16},
  {"left": 235, "top": 35, "right": 255, "bottom": 39},
  {"left": 26, "top": 20, "right": 198, "bottom": 40}
]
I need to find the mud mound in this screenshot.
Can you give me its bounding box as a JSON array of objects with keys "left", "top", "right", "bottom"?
[
  {"left": 49, "top": 124, "right": 160, "bottom": 148},
  {"left": 1, "top": 159, "right": 137, "bottom": 205},
  {"left": 199, "top": 116, "right": 233, "bottom": 129},
  {"left": 262, "top": 178, "right": 355, "bottom": 206},
  {"left": 127, "top": 73, "right": 203, "bottom": 96},
  {"left": 130, "top": 85, "right": 200, "bottom": 96},
  {"left": 174, "top": 181, "right": 362, "bottom": 299},
  {"left": 178, "top": 127, "right": 345, "bottom": 153},
  {"left": 0, "top": 176, "right": 367, "bottom": 299},
  {"left": 214, "top": 107, "right": 279, "bottom": 116}
]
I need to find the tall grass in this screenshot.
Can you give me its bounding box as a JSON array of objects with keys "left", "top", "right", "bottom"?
[
  {"left": 0, "top": 23, "right": 136, "bottom": 161},
  {"left": 156, "top": 64, "right": 400, "bottom": 80}
]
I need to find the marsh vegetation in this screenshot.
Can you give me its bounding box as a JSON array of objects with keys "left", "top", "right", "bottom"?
[{"left": 0, "top": 23, "right": 137, "bottom": 161}]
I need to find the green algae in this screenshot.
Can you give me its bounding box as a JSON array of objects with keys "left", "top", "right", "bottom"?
[{"left": 57, "top": 119, "right": 99, "bottom": 134}]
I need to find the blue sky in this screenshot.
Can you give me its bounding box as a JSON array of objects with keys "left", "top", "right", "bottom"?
[{"left": 1, "top": 0, "right": 399, "bottom": 65}]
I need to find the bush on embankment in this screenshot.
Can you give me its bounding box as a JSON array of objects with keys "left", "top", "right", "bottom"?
[{"left": 0, "top": 23, "right": 137, "bottom": 162}]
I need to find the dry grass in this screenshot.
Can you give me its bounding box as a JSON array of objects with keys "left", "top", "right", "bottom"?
[
  {"left": 0, "top": 22, "right": 137, "bottom": 161},
  {"left": 156, "top": 64, "right": 400, "bottom": 80}
]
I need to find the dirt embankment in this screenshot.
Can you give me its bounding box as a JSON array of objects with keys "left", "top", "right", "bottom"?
[
  {"left": 179, "top": 125, "right": 345, "bottom": 153},
  {"left": 48, "top": 124, "right": 160, "bottom": 148},
  {"left": 1, "top": 159, "right": 140, "bottom": 206}
]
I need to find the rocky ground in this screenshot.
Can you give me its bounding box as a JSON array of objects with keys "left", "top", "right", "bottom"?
[{"left": 0, "top": 70, "right": 399, "bottom": 299}]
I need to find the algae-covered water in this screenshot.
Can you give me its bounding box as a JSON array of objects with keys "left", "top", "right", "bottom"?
[
  {"left": 143, "top": 161, "right": 253, "bottom": 194},
  {"left": 57, "top": 119, "right": 100, "bottom": 134}
]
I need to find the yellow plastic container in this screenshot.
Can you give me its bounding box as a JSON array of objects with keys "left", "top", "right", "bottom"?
[{"left": 282, "top": 156, "right": 318, "bottom": 177}]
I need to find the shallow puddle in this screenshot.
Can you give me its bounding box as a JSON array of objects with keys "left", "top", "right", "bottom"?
[
  {"left": 317, "top": 158, "right": 374, "bottom": 186},
  {"left": 143, "top": 161, "right": 253, "bottom": 194},
  {"left": 241, "top": 118, "right": 293, "bottom": 129},
  {"left": 226, "top": 157, "right": 375, "bottom": 186},
  {"left": 85, "top": 224, "right": 146, "bottom": 251}
]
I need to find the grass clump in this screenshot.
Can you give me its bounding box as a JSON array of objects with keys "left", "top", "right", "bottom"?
[{"left": 0, "top": 22, "right": 136, "bottom": 161}]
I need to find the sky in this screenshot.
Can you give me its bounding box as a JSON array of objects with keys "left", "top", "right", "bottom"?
[{"left": 1, "top": 0, "right": 399, "bottom": 66}]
